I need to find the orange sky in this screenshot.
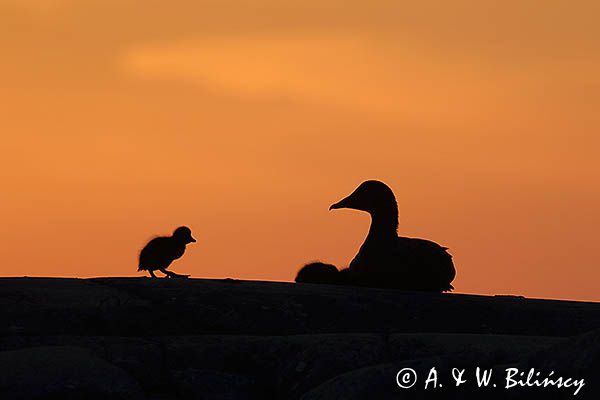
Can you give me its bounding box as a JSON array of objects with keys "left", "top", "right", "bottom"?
[{"left": 1, "top": 0, "right": 599, "bottom": 301}]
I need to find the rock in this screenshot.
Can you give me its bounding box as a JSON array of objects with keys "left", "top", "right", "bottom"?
[
  {"left": 299, "top": 335, "right": 572, "bottom": 400},
  {"left": 299, "top": 361, "right": 414, "bottom": 400},
  {"left": 0, "top": 346, "right": 145, "bottom": 400},
  {"left": 389, "top": 333, "right": 562, "bottom": 364},
  {"left": 276, "top": 334, "right": 388, "bottom": 399},
  {"left": 2, "top": 278, "right": 599, "bottom": 336},
  {"left": 0, "top": 278, "right": 597, "bottom": 399},
  {"left": 507, "top": 328, "right": 600, "bottom": 399},
  {"left": 172, "top": 369, "right": 258, "bottom": 400},
  {"left": 163, "top": 336, "right": 285, "bottom": 375}
]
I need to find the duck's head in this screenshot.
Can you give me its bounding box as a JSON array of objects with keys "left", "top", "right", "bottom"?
[
  {"left": 173, "top": 226, "right": 197, "bottom": 244},
  {"left": 330, "top": 180, "right": 398, "bottom": 220}
]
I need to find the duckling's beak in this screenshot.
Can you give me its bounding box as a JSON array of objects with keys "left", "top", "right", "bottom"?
[{"left": 190, "top": 236, "right": 197, "bottom": 243}]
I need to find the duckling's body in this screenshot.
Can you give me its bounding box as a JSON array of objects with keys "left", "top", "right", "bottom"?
[
  {"left": 330, "top": 180, "right": 455, "bottom": 292},
  {"left": 138, "top": 226, "right": 196, "bottom": 278},
  {"left": 295, "top": 262, "right": 340, "bottom": 284},
  {"left": 295, "top": 263, "right": 352, "bottom": 285}
]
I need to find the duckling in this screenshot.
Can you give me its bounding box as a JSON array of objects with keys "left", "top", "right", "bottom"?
[
  {"left": 330, "top": 180, "right": 456, "bottom": 292},
  {"left": 295, "top": 263, "right": 353, "bottom": 285},
  {"left": 138, "top": 226, "right": 196, "bottom": 278},
  {"left": 295, "top": 262, "right": 340, "bottom": 284}
]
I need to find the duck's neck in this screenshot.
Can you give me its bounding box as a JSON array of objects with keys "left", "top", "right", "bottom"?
[{"left": 366, "top": 210, "right": 399, "bottom": 242}]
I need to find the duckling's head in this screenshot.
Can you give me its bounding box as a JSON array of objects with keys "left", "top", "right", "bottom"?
[
  {"left": 330, "top": 180, "right": 398, "bottom": 221},
  {"left": 173, "top": 226, "right": 197, "bottom": 244}
]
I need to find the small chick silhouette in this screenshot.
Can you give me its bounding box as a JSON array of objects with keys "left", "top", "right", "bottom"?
[
  {"left": 138, "top": 226, "right": 196, "bottom": 278},
  {"left": 295, "top": 262, "right": 351, "bottom": 285},
  {"left": 295, "top": 262, "right": 340, "bottom": 284}
]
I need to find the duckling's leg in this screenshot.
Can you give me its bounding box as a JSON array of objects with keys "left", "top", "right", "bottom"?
[
  {"left": 149, "top": 270, "right": 157, "bottom": 278},
  {"left": 160, "top": 268, "right": 190, "bottom": 279}
]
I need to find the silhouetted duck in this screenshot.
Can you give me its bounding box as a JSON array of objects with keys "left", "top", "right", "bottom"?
[
  {"left": 330, "top": 180, "right": 455, "bottom": 292},
  {"left": 138, "top": 226, "right": 196, "bottom": 278}
]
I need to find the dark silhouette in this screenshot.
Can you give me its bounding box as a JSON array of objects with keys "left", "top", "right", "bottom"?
[
  {"left": 295, "top": 262, "right": 340, "bottom": 284},
  {"left": 297, "top": 180, "right": 455, "bottom": 292},
  {"left": 333, "top": 180, "right": 455, "bottom": 291},
  {"left": 295, "top": 262, "right": 352, "bottom": 285},
  {"left": 338, "top": 267, "right": 352, "bottom": 284},
  {"left": 2, "top": 278, "right": 598, "bottom": 400},
  {"left": 138, "top": 226, "right": 196, "bottom": 278}
]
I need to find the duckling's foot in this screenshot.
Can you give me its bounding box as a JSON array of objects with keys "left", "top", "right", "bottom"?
[{"left": 160, "top": 269, "right": 189, "bottom": 279}]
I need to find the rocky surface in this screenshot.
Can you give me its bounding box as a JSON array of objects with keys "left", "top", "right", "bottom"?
[{"left": 0, "top": 277, "right": 598, "bottom": 399}]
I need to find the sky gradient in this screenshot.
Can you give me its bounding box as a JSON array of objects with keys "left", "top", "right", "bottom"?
[{"left": 1, "top": 0, "right": 599, "bottom": 301}]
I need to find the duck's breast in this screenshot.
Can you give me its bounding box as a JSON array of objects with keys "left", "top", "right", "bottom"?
[{"left": 348, "top": 236, "right": 455, "bottom": 291}]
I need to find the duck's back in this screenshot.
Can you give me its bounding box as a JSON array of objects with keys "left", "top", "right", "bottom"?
[
  {"left": 395, "top": 237, "right": 455, "bottom": 291},
  {"left": 139, "top": 237, "right": 184, "bottom": 271},
  {"left": 349, "top": 236, "right": 455, "bottom": 292}
]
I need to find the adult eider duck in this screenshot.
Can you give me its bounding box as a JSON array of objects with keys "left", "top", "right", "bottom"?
[
  {"left": 138, "top": 226, "right": 196, "bottom": 278},
  {"left": 330, "top": 180, "right": 455, "bottom": 292}
]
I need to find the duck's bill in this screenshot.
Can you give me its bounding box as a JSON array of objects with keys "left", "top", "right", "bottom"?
[
  {"left": 329, "top": 197, "right": 350, "bottom": 210},
  {"left": 190, "top": 237, "right": 197, "bottom": 243}
]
